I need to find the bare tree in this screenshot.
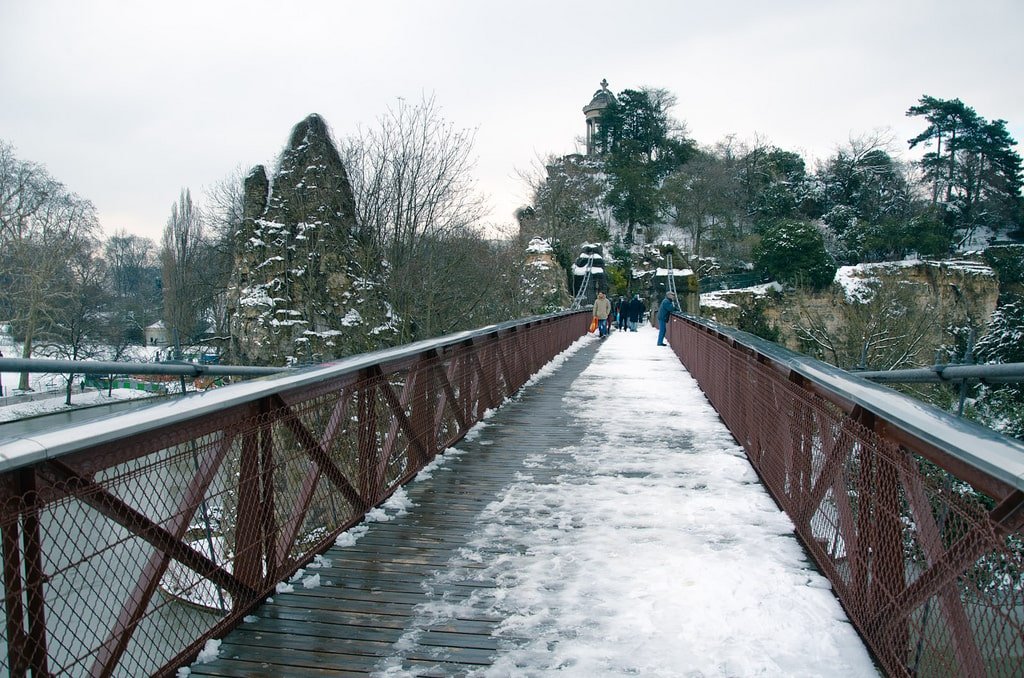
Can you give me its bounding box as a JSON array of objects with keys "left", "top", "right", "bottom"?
[
  {"left": 788, "top": 281, "right": 938, "bottom": 370},
  {"left": 6, "top": 188, "right": 98, "bottom": 389},
  {"left": 104, "top": 230, "right": 159, "bottom": 345},
  {"left": 0, "top": 141, "right": 54, "bottom": 246},
  {"left": 202, "top": 170, "right": 247, "bottom": 340},
  {"left": 36, "top": 248, "right": 109, "bottom": 404},
  {"left": 342, "top": 95, "right": 494, "bottom": 342},
  {"left": 161, "top": 188, "right": 208, "bottom": 346}
]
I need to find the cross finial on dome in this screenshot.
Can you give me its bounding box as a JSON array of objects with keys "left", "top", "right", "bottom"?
[{"left": 600, "top": 78, "right": 609, "bottom": 90}]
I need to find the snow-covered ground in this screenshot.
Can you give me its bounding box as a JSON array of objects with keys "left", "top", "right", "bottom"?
[
  {"left": 432, "top": 328, "right": 877, "bottom": 676},
  {"left": 192, "top": 326, "right": 876, "bottom": 676},
  {"left": 0, "top": 328, "right": 198, "bottom": 422},
  {"left": 701, "top": 281, "right": 783, "bottom": 310},
  {"left": 0, "top": 386, "right": 158, "bottom": 423}
]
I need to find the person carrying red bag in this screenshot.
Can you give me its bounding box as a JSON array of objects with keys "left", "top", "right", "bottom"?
[{"left": 593, "top": 291, "right": 611, "bottom": 338}]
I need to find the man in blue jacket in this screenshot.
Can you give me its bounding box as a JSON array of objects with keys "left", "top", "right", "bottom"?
[{"left": 657, "top": 292, "right": 676, "bottom": 346}]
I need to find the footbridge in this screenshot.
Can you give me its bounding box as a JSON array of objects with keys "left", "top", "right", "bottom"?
[{"left": 1, "top": 312, "right": 1022, "bottom": 677}]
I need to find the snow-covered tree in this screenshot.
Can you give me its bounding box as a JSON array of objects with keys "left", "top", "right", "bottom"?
[
  {"left": 973, "top": 297, "right": 1024, "bottom": 440},
  {"left": 753, "top": 220, "right": 836, "bottom": 290}
]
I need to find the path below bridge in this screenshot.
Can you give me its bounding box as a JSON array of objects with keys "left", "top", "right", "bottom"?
[{"left": 188, "top": 326, "right": 878, "bottom": 677}]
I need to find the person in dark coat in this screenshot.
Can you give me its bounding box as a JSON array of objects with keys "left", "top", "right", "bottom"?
[
  {"left": 627, "top": 295, "right": 646, "bottom": 332},
  {"left": 616, "top": 297, "right": 629, "bottom": 331},
  {"left": 657, "top": 292, "right": 676, "bottom": 346}
]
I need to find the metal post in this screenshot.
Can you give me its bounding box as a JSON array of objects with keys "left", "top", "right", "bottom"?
[{"left": 957, "top": 329, "right": 975, "bottom": 417}]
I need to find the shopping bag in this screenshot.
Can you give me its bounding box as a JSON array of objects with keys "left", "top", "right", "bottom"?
[{"left": 589, "top": 317, "right": 598, "bottom": 333}]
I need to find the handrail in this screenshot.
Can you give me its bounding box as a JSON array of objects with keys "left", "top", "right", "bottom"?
[
  {"left": 667, "top": 311, "right": 1024, "bottom": 677},
  {"left": 854, "top": 361, "right": 1024, "bottom": 384},
  {"left": 0, "top": 311, "right": 580, "bottom": 474},
  {"left": 673, "top": 313, "right": 1024, "bottom": 495},
  {"left": 0, "top": 310, "right": 591, "bottom": 676},
  {"left": 0, "top": 356, "right": 289, "bottom": 378}
]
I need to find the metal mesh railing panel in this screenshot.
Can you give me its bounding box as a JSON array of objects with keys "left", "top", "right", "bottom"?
[
  {"left": 669, "top": 316, "right": 1024, "bottom": 677},
  {"left": 0, "top": 312, "right": 589, "bottom": 676}
]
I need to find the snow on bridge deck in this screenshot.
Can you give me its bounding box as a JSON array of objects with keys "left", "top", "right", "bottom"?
[{"left": 186, "top": 326, "right": 878, "bottom": 677}]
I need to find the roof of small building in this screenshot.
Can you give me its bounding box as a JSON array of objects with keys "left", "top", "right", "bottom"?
[{"left": 583, "top": 78, "right": 615, "bottom": 115}]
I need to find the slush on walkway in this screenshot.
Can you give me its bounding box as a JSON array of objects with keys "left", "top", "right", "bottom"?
[{"left": 191, "top": 324, "right": 877, "bottom": 677}]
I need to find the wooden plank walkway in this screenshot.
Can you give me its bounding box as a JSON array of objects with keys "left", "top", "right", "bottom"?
[{"left": 189, "top": 338, "right": 603, "bottom": 677}]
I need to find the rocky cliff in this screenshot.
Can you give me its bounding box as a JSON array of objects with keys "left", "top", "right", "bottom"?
[
  {"left": 227, "top": 114, "right": 393, "bottom": 365},
  {"left": 700, "top": 258, "right": 1001, "bottom": 369},
  {"left": 520, "top": 238, "right": 571, "bottom": 313}
]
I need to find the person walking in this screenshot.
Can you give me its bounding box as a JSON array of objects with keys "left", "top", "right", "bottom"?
[
  {"left": 627, "top": 294, "right": 646, "bottom": 332},
  {"left": 616, "top": 297, "right": 629, "bottom": 331},
  {"left": 657, "top": 292, "right": 676, "bottom": 346},
  {"left": 593, "top": 291, "right": 612, "bottom": 338}
]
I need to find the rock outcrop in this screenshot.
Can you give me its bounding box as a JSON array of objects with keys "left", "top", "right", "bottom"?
[
  {"left": 520, "top": 238, "right": 571, "bottom": 313},
  {"left": 571, "top": 242, "right": 607, "bottom": 304},
  {"left": 227, "top": 114, "right": 393, "bottom": 365},
  {"left": 700, "top": 258, "right": 1001, "bottom": 368}
]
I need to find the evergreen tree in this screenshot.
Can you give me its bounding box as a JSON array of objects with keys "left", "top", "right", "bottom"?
[
  {"left": 973, "top": 297, "right": 1024, "bottom": 440},
  {"left": 907, "top": 95, "right": 1024, "bottom": 244},
  {"left": 975, "top": 297, "right": 1024, "bottom": 364},
  {"left": 753, "top": 220, "right": 836, "bottom": 290},
  {"left": 594, "top": 88, "right": 694, "bottom": 243}
]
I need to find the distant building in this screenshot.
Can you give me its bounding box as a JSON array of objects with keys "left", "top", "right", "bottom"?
[
  {"left": 583, "top": 79, "right": 615, "bottom": 156},
  {"left": 144, "top": 321, "right": 170, "bottom": 346}
]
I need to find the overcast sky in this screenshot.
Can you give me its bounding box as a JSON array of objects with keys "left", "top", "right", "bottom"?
[{"left": 2, "top": 0, "right": 1022, "bottom": 243}]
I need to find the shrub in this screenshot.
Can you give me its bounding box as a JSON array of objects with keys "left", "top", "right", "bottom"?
[{"left": 753, "top": 220, "right": 836, "bottom": 290}]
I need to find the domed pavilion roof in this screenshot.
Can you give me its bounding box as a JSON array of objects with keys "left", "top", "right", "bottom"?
[{"left": 583, "top": 79, "right": 615, "bottom": 115}]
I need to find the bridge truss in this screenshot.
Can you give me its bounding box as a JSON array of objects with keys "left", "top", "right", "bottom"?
[
  {"left": 667, "top": 313, "right": 1024, "bottom": 678},
  {"left": 1, "top": 308, "right": 1022, "bottom": 676},
  {"left": 0, "top": 312, "right": 588, "bottom": 677}
]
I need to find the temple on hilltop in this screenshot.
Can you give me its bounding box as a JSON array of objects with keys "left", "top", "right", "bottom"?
[{"left": 583, "top": 79, "right": 615, "bottom": 156}]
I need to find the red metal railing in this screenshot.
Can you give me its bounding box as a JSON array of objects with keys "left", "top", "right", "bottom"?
[
  {"left": 0, "top": 311, "right": 589, "bottom": 677},
  {"left": 668, "top": 314, "right": 1024, "bottom": 677}
]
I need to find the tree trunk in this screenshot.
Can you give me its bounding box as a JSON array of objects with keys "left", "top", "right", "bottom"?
[{"left": 18, "top": 311, "right": 36, "bottom": 391}]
